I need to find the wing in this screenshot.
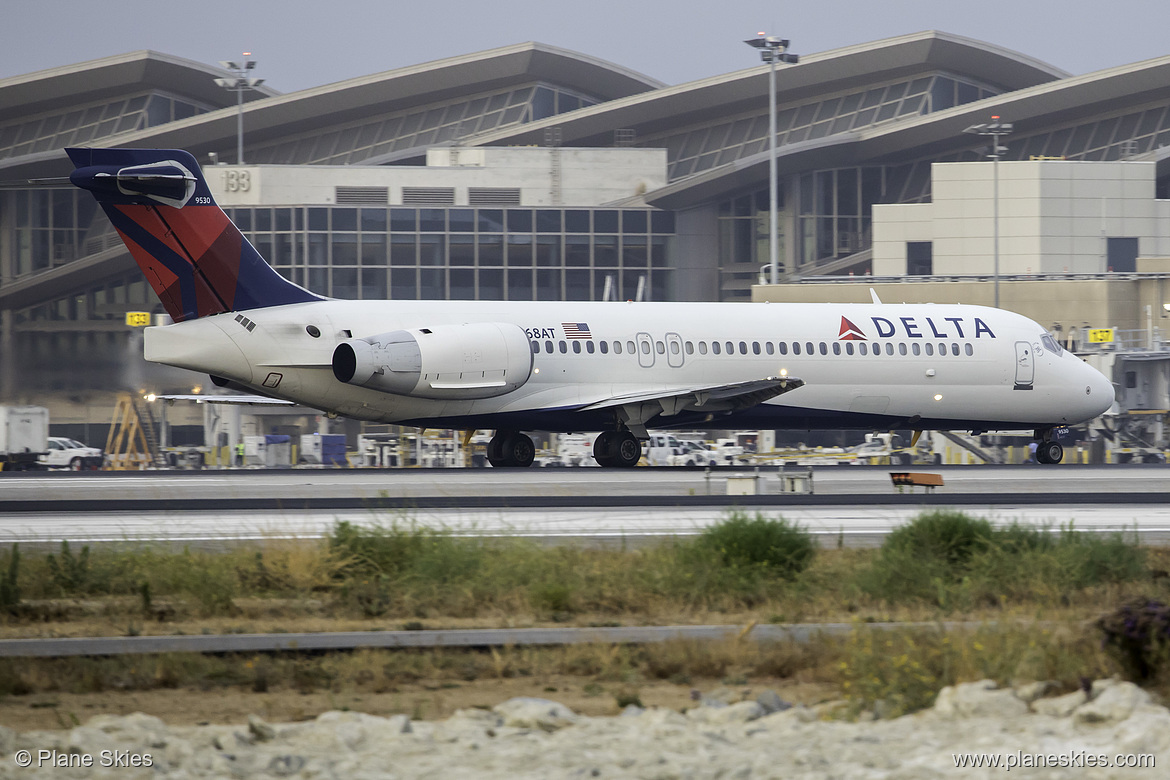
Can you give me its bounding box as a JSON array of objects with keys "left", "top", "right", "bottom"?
[
  {"left": 576, "top": 376, "right": 803, "bottom": 438},
  {"left": 155, "top": 394, "right": 299, "bottom": 407}
]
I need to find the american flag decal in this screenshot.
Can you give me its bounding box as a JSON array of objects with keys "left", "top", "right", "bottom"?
[{"left": 562, "top": 322, "right": 592, "bottom": 339}]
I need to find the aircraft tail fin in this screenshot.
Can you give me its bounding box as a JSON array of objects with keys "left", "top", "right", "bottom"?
[{"left": 67, "top": 147, "right": 322, "bottom": 322}]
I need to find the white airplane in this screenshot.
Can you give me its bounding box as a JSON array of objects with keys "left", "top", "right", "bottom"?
[{"left": 67, "top": 148, "right": 1113, "bottom": 467}]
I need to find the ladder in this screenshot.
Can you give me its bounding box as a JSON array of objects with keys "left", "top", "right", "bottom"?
[
  {"left": 131, "top": 396, "right": 164, "bottom": 466},
  {"left": 104, "top": 394, "right": 160, "bottom": 470}
]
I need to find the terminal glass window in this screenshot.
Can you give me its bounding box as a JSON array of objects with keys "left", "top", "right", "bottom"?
[
  {"left": 249, "top": 82, "right": 601, "bottom": 165},
  {"left": 650, "top": 73, "right": 997, "bottom": 182}
]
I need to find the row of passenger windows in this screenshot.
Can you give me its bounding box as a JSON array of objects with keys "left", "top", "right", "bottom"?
[{"left": 530, "top": 339, "right": 976, "bottom": 357}]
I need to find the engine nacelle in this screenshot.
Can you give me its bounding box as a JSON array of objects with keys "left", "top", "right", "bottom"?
[{"left": 332, "top": 322, "right": 533, "bottom": 400}]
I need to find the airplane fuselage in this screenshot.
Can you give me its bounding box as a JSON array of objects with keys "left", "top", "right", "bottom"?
[{"left": 145, "top": 298, "right": 1113, "bottom": 434}]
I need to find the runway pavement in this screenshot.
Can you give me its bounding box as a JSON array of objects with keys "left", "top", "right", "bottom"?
[
  {"left": 1, "top": 465, "right": 1169, "bottom": 547},
  {"left": 3, "top": 463, "right": 1170, "bottom": 502}
]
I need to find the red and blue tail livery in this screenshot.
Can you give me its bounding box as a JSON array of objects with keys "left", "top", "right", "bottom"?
[{"left": 66, "top": 147, "right": 321, "bottom": 322}]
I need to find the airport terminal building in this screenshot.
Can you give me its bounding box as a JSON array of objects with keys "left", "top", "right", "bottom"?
[{"left": 4, "top": 31, "right": 1170, "bottom": 437}]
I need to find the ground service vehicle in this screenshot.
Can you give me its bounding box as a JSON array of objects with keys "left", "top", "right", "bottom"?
[
  {"left": 0, "top": 405, "right": 49, "bottom": 471},
  {"left": 38, "top": 437, "right": 104, "bottom": 470}
]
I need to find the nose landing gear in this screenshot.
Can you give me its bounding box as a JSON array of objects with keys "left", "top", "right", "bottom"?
[
  {"left": 1035, "top": 440, "right": 1064, "bottom": 464},
  {"left": 1033, "top": 428, "right": 1065, "bottom": 464}
]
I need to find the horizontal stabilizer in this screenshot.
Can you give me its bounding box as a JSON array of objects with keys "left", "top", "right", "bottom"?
[{"left": 71, "top": 159, "right": 197, "bottom": 208}]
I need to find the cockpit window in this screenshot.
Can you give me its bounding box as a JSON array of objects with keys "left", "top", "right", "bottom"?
[{"left": 1041, "top": 333, "right": 1063, "bottom": 356}]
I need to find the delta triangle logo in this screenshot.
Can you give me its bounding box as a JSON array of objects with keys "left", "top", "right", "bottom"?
[{"left": 838, "top": 316, "right": 867, "bottom": 340}]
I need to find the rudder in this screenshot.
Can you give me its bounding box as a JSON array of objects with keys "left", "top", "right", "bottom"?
[{"left": 67, "top": 147, "right": 321, "bottom": 322}]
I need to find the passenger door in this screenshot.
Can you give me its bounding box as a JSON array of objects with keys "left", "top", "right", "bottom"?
[
  {"left": 1014, "top": 341, "right": 1034, "bottom": 389},
  {"left": 636, "top": 332, "right": 655, "bottom": 368}
]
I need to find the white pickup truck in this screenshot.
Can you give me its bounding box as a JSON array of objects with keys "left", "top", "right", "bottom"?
[
  {"left": 38, "top": 437, "right": 104, "bottom": 470},
  {"left": 645, "top": 434, "right": 732, "bottom": 467}
]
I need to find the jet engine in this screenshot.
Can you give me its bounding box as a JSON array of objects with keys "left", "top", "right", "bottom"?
[{"left": 332, "top": 322, "right": 533, "bottom": 400}]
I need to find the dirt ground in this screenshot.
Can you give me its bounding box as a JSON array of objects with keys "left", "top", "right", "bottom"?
[{"left": 0, "top": 676, "right": 836, "bottom": 732}]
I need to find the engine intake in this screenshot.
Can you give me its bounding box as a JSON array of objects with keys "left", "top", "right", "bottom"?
[{"left": 332, "top": 322, "right": 533, "bottom": 400}]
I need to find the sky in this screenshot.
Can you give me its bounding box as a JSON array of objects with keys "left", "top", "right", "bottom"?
[{"left": 4, "top": 0, "right": 1169, "bottom": 93}]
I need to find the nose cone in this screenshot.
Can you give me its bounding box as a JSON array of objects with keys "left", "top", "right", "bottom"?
[{"left": 1076, "top": 360, "right": 1115, "bottom": 422}]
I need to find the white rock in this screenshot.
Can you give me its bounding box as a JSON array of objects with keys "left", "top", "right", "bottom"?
[
  {"left": 1074, "top": 681, "right": 1149, "bottom": 725},
  {"left": 7, "top": 677, "right": 1170, "bottom": 779},
  {"left": 266, "top": 754, "right": 307, "bottom": 777},
  {"left": 0, "top": 724, "right": 16, "bottom": 756},
  {"left": 160, "top": 737, "right": 196, "bottom": 770},
  {"left": 247, "top": 713, "right": 275, "bottom": 742},
  {"left": 1033, "top": 689, "right": 1087, "bottom": 718},
  {"left": 1013, "top": 680, "right": 1055, "bottom": 703},
  {"left": 67, "top": 725, "right": 107, "bottom": 752},
  {"left": 85, "top": 712, "right": 168, "bottom": 735},
  {"left": 686, "top": 701, "right": 765, "bottom": 725},
  {"left": 638, "top": 706, "right": 688, "bottom": 729},
  {"left": 1091, "top": 676, "right": 1123, "bottom": 697},
  {"left": 934, "top": 679, "right": 1028, "bottom": 719},
  {"left": 756, "top": 689, "right": 792, "bottom": 714},
  {"left": 493, "top": 697, "right": 578, "bottom": 731}
]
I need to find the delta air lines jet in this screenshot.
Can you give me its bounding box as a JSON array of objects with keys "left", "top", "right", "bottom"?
[{"left": 67, "top": 148, "right": 1113, "bottom": 467}]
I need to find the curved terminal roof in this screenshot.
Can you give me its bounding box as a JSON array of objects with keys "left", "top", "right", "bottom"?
[
  {"left": 0, "top": 50, "right": 280, "bottom": 125},
  {"left": 4, "top": 31, "right": 1169, "bottom": 196},
  {"left": 642, "top": 52, "right": 1170, "bottom": 208},
  {"left": 0, "top": 43, "right": 663, "bottom": 178},
  {"left": 465, "top": 31, "right": 1067, "bottom": 151}
]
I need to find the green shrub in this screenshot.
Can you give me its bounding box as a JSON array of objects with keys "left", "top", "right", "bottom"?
[
  {"left": 695, "top": 512, "right": 816, "bottom": 579},
  {"left": 0, "top": 545, "right": 19, "bottom": 616},
  {"left": 993, "top": 522, "right": 1056, "bottom": 554},
  {"left": 856, "top": 543, "right": 956, "bottom": 607},
  {"left": 46, "top": 541, "right": 91, "bottom": 595},
  {"left": 329, "top": 520, "right": 483, "bottom": 582},
  {"left": 530, "top": 581, "right": 576, "bottom": 615},
  {"left": 863, "top": 513, "right": 1148, "bottom": 609},
  {"left": 1052, "top": 529, "right": 1147, "bottom": 590},
  {"left": 339, "top": 575, "right": 394, "bottom": 618},
  {"left": 883, "top": 511, "right": 993, "bottom": 567},
  {"left": 858, "top": 511, "right": 993, "bottom": 606}
]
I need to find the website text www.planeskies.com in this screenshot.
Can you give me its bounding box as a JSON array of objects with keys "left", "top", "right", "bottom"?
[{"left": 953, "top": 750, "right": 1155, "bottom": 771}]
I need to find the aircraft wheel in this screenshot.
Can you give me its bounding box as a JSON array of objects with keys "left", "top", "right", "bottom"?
[
  {"left": 487, "top": 431, "right": 510, "bottom": 467},
  {"left": 612, "top": 431, "right": 642, "bottom": 468},
  {"left": 488, "top": 431, "right": 534, "bottom": 467},
  {"left": 1039, "top": 440, "right": 1063, "bottom": 465},
  {"left": 1035, "top": 440, "right": 1064, "bottom": 465},
  {"left": 593, "top": 431, "right": 616, "bottom": 467},
  {"left": 503, "top": 432, "right": 535, "bottom": 468}
]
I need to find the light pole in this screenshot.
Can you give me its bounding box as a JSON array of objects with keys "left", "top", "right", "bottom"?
[
  {"left": 214, "top": 55, "right": 264, "bottom": 165},
  {"left": 963, "top": 115, "right": 1013, "bottom": 308},
  {"left": 745, "top": 33, "right": 799, "bottom": 285}
]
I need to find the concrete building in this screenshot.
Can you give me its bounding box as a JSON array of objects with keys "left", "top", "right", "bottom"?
[{"left": 872, "top": 160, "right": 1170, "bottom": 276}]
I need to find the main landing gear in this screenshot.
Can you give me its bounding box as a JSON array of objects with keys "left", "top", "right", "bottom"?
[
  {"left": 593, "top": 430, "right": 642, "bottom": 468},
  {"left": 1034, "top": 429, "right": 1064, "bottom": 464},
  {"left": 485, "top": 428, "right": 644, "bottom": 468},
  {"left": 486, "top": 430, "right": 535, "bottom": 468}
]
